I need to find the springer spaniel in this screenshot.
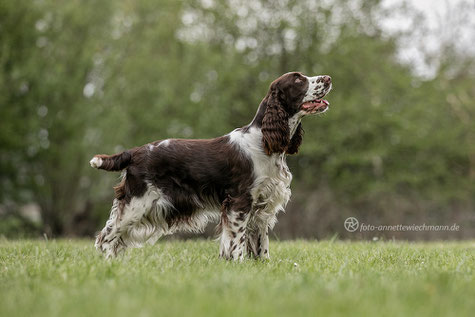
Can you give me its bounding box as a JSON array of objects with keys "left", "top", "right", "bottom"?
[{"left": 90, "top": 72, "right": 332, "bottom": 260}]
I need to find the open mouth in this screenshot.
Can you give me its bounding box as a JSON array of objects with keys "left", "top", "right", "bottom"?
[{"left": 301, "top": 99, "right": 330, "bottom": 114}]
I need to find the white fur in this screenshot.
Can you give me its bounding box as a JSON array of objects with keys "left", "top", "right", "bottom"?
[
  {"left": 288, "top": 110, "right": 305, "bottom": 138},
  {"left": 168, "top": 210, "right": 220, "bottom": 234},
  {"left": 123, "top": 183, "right": 173, "bottom": 245},
  {"left": 229, "top": 127, "right": 292, "bottom": 229},
  {"left": 159, "top": 139, "right": 170, "bottom": 147},
  {"left": 302, "top": 75, "right": 331, "bottom": 102},
  {"left": 148, "top": 139, "right": 171, "bottom": 151},
  {"left": 89, "top": 156, "right": 103, "bottom": 168},
  {"left": 246, "top": 218, "right": 270, "bottom": 259},
  {"left": 123, "top": 193, "right": 219, "bottom": 246},
  {"left": 219, "top": 209, "right": 250, "bottom": 261},
  {"left": 96, "top": 183, "right": 165, "bottom": 257},
  {"left": 96, "top": 181, "right": 220, "bottom": 257}
]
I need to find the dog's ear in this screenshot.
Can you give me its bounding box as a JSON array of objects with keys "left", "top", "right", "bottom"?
[
  {"left": 262, "top": 92, "right": 290, "bottom": 155},
  {"left": 286, "top": 123, "right": 303, "bottom": 155}
]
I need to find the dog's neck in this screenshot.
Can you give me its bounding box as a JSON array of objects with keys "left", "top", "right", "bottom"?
[
  {"left": 288, "top": 112, "right": 303, "bottom": 138},
  {"left": 249, "top": 97, "right": 268, "bottom": 128}
]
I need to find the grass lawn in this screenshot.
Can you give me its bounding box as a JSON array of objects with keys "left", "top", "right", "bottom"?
[{"left": 0, "top": 239, "right": 473, "bottom": 317}]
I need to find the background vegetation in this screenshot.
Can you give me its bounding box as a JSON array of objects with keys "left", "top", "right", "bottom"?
[{"left": 0, "top": 0, "right": 474, "bottom": 239}]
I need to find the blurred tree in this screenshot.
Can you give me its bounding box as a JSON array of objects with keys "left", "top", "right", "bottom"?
[{"left": 0, "top": 0, "right": 115, "bottom": 235}]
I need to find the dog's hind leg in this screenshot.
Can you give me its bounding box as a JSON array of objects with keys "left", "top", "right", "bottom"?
[
  {"left": 95, "top": 185, "right": 162, "bottom": 258},
  {"left": 95, "top": 198, "right": 123, "bottom": 257},
  {"left": 122, "top": 195, "right": 174, "bottom": 248}
]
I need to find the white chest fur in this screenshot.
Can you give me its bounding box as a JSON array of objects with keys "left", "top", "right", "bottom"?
[{"left": 229, "top": 127, "right": 292, "bottom": 224}]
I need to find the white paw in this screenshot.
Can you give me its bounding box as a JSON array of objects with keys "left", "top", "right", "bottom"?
[{"left": 90, "top": 156, "right": 103, "bottom": 168}]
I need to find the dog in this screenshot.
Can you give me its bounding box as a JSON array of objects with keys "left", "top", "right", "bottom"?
[{"left": 90, "top": 72, "right": 332, "bottom": 260}]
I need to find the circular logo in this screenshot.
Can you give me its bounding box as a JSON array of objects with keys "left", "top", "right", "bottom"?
[{"left": 344, "top": 217, "right": 359, "bottom": 232}]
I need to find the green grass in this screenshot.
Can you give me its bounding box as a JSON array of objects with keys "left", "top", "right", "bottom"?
[{"left": 0, "top": 239, "right": 473, "bottom": 317}]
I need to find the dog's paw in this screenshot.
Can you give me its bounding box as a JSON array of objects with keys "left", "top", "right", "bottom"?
[{"left": 90, "top": 156, "right": 103, "bottom": 168}]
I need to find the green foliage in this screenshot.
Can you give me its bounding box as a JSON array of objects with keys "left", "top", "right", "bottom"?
[
  {"left": 0, "top": 240, "right": 474, "bottom": 317},
  {"left": 0, "top": 0, "right": 473, "bottom": 237},
  {"left": 0, "top": 214, "right": 40, "bottom": 238}
]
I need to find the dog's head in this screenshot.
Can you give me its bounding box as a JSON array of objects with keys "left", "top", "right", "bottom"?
[{"left": 262, "top": 72, "right": 332, "bottom": 155}]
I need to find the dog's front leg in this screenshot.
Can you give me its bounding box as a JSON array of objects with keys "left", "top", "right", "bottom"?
[
  {"left": 219, "top": 209, "right": 250, "bottom": 261},
  {"left": 246, "top": 217, "right": 270, "bottom": 259}
]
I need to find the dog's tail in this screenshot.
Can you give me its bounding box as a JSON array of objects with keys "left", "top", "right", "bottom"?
[{"left": 89, "top": 151, "right": 132, "bottom": 171}]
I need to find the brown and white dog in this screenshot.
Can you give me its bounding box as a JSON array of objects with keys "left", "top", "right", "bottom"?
[{"left": 90, "top": 72, "right": 332, "bottom": 260}]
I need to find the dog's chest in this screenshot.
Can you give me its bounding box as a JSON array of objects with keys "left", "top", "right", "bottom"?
[
  {"left": 229, "top": 127, "right": 292, "bottom": 214},
  {"left": 251, "top": 154, "right": 292, "bottom": 215}
]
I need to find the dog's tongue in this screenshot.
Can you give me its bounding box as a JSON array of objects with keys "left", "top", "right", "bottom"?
[{"left": 301, "top": 99, "right": 329, "bottom": 112}]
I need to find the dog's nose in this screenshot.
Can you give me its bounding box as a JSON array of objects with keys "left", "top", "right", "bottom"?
[{"left": 322, "top": 75, "right": 331, "bottom": 84}]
